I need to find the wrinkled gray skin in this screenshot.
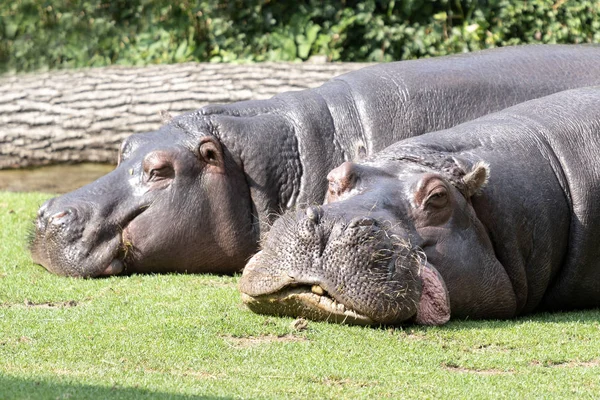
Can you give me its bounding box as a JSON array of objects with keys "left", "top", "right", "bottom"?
[
  {"left": 31, "top": 45, "right": 600, "bottom": 277},
  {"left": 240, "top": 86, "right": 600, "bottom": 326}
]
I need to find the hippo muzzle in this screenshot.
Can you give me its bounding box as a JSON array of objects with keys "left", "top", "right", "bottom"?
[
  {"left": 30, "top": 167, "right": 141, "bottom": 277},
  {"left": 239, "top": 205, "right": 448, "bottom": 325}
]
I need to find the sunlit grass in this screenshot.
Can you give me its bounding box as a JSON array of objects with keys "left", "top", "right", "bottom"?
[{"left": 1, "top": 191, "right": 599, "bottom": 399}]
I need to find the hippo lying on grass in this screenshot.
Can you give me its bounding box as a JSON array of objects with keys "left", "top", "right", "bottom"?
[
  {"left": 30, "top": 45, "right": 600, "bottom": 277},
  {"left": 239, "top": 86, "right": 600, "bottom": 326}
]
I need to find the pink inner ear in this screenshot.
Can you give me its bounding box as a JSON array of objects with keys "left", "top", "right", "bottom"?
[{"left": 414, "top": 264, "right": 451, "bottom": 326}]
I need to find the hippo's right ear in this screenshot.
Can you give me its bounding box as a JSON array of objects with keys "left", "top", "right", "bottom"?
[
  {"left": 414, "top": 263, "right": 451, "bottom": 326},
  {"left": 198, "top": 137, "right": 225, "bottom": 173},
  {"left": 462, "top": 161, "right": 490, "bottom": 198}
]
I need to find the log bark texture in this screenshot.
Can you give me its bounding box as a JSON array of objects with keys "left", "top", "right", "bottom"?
[{"left": 0, "top": 62, "right": 369, "bottom": 169}]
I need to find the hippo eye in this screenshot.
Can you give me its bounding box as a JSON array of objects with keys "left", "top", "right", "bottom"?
[
  {"left": 424, "top": 187, "right": 448, "bottom": 209},
  {"left": 147, "top": 166, "right": 173, "bottom": 182},
  {"left": 143, "top": 152, "right": 174, "bottom": 183}
]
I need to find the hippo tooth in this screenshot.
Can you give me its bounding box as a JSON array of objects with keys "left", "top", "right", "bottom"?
[{"left": 311, "top": 285, "right": 325, "bottom": 295}]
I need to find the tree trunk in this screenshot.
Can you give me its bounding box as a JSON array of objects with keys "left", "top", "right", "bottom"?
[{"left": 0, "top": 62, "right": 369, "bottom": 169}]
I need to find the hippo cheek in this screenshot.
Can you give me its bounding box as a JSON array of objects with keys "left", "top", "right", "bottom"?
[
  {"left": 121, "top": 210, "right": 186, "bottom": 273},
  {"left": 119, "top": 201, "right": 213, "bottom": 273}
]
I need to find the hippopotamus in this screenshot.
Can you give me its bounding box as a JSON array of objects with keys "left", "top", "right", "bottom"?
[
  {"left": 30, "top": 45, "right": 600, "bottom": 277},
  {"left": 239, "top": 86, "right": 600, "bottom": 326}
]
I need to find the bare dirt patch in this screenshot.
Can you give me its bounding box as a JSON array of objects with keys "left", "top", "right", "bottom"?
[
  {"left": 531, "top": 359, "right": 600, "bottom": 368},
  {"left": 443, "top": 363, "right": 513, "bottom": 375},
  {"left": 178, "top": 370, "right": 226, "bottom": 380},
  {"left": 0, "top": 164, "right": 114, "bottom": 193},
  {"left": 23, "top": 299, "right": 78, "bottom": 308},
  {"left": 0, "top": 299, "right": 79, "bottom": 308},
  {"left": 321, "top": 376, "right": 378, "bottom": 388},
  {"left": 199, "top": 280, "right": 237, "bottom": 289},
  {"left": 222, "top": 334, "right": 307, "bottom": 348}
]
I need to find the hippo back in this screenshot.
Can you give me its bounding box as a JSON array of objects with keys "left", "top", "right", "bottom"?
[
  {"left": 324, "top": 44, "right": 600, "bottom": 153},
  {"left": 203, "top": 45, "right": 600, "bottom": 212}
]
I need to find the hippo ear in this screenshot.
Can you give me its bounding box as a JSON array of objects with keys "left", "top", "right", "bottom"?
[
  {"left": 159, "top": 110, "right": 173, "bottom": 124},
  {"left": 198, "top": 136, "right": 225, "bottom": 172},
  {"left": 326, "top": 162, "right": 358, "bottom": 203},
  {"left": 462, "top": 161, "right": 490, "bottom": 198},
  {"left": 414, "top": 264, "right": 451, "bottom": 326}
]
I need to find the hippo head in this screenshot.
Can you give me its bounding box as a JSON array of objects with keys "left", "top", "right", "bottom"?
[
  {"left": 239, "top": 155, "right": 493, "bottom": 326},
  {"left": 30, "top": 113, "right": 258, "bottom": 277}
]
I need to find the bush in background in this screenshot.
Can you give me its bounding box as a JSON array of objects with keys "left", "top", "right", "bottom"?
[{"left": 1, "top": 0, "right": 599, "bottom": 73}]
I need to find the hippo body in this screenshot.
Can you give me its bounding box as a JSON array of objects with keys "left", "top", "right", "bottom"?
[
  {"left": 240, "top": 86, "right": 600, "bottom": 325},
  {"left": 31, "top": 45, "right": 600, "bottom": 277}
]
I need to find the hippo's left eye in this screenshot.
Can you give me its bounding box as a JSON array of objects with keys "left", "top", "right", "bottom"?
[
  {"left": 424, "top": 187, "right": 448, "bottom": 209},
  {"left": 147, "top": 166, "right": 174, "bottom": 182},
  {"left": 143, "top": 152, "right": 175, "bottom": 183}
]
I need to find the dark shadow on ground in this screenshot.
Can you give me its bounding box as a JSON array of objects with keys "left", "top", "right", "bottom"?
[{"left": 0, "top": 374, "right": 232, "bottom": 400}]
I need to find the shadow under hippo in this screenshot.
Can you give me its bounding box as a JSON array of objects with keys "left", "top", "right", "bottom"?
[
  {"left": 239, "top": 86, "right": 600, "bottom": 325},
  {"left": 30, "top": 45, "right": 600, "bottom": 277}
]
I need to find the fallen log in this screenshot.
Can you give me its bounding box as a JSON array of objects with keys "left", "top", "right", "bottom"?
[{"left": 0, "top": 61, "right": 368, "bottom": 168}]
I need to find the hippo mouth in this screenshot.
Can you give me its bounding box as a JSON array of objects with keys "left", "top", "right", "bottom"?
[
  {"left": 241, "top": 284, "right": 375, "bottom": 325},
  {"left": 29, "top": 201, "right": 148, "bottom": 278},
  {"left": 239, "top": 210, "right": 427, "bottom": 325}
]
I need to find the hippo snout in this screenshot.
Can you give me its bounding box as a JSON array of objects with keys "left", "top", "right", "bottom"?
[
  {"left": 30, "top": 191, "right": 128, "bottom": 278},
  {"left": 305, "top": 206, "right": 322, "bottom": 223},
  {"left": 239, "top": 210, "right": 425, "bottom": 325},
  {"left": 36, "top": 200, "right": 88, "bottom": 244},
  {"left": 47, "top": 207, "right": 77, "bottom": 229}
]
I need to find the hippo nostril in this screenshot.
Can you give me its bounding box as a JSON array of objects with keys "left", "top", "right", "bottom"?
[
  {"left": 348, "top": 217, "right": 377, "bottom": 229},
  {"left": 305, "top": 206, "right": 322, "bottom": 223},
  {"left": 48, "top": 208, "right": 77, "bottom": 225},
  {"left": 37, "top": 198, "right": 56, "bottom": 219}
]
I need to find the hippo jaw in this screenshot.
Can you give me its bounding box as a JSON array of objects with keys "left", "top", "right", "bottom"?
[
  {"left": 241, "top": 265, "right": 450, "bottom": 326},
  {"left": 239, "top": 211, "right": 450, "bottom": 326},
  {"left": 30, "top": 222, "right": 124, "bottom": 277},
  {"left": 29, "top": 166, "right": 155, "bottom": 277},
  {"left": 240, "top": 284, "right": 376, "bottom": 325}
]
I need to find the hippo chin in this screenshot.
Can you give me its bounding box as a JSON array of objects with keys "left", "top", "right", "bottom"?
[
  {"left": 239, "top": 86, "right": 600, "bottom": 325},
  {"left": 30, "top": 45, "right": 600, "bottom": 277}
]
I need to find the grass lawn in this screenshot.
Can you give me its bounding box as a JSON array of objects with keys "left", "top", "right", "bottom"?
[{"left": 1, "top": 191, "right": 599, "bottom": 399}]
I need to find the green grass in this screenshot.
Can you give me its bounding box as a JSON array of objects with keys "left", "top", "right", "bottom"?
[{"left": 1, "top": 191, "right": 600, "bottom": 399}]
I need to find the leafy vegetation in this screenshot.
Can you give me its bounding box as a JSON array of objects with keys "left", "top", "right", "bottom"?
[
  {"left": 1, "top": 0, "right": 599, "bottom": 73},
  {"left": 1, "top": 191, "right": 600, "bottom": 399}
]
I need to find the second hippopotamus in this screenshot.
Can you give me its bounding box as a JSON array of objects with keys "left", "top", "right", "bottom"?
[{"left": 240, "top": 86, "right": 600, "bottom": 325}]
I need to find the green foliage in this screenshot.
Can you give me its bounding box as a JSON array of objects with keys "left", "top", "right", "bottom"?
[
  {"left": 2, "top": 191, "right": 600, "bottom": 398},
  {"left": 1, "top": 0, "right": 599, "bottom": 72}
]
